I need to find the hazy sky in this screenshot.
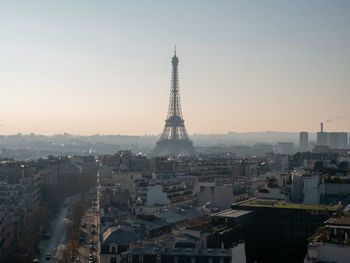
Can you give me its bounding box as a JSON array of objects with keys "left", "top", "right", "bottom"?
[{"left": 1, "top": 1, "right": 349, "bottom": 135}]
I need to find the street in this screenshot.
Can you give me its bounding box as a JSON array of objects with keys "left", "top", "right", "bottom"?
[
  {"left": 38, "top": 196, "right": 74, "bottom": 262},
  {"left": 76, "top": 186, "right": 100, "bottom": 263}
]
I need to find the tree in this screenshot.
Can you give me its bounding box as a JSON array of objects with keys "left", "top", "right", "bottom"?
[
  {"left": 53, "top": 245, "right": 71, "bottom": 263},
  {"left": 314, "top": 161, "right": 324, "bottom": 171},
  {"left": 339, "top": 161, "right": 349, "bottom": 171}
]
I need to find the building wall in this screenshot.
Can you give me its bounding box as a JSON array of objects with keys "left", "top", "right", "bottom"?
[
  {"left": 299, "top": 132, "right": 308, "bottom": 151},
  {"left": 305, "top": 243, "right": 350, "bottom": 263},
  {"left": 293, "top": 173, "right": 350, "bottom": 205},
  {"left": 231, "top": 243, "right": 246, "bottom": 263},
  {"left": 317, "top": 132, "right": 328, "bottom": 146},
  {"left": 231, "top": 203, "right": 334, "bottom": 263},
  {"left": 146, "top": 185, "right": 170, "bottom": 206},
  {"left": 100, "top": 254, "right": 121, "bottom": 263},
  {"left": 276, "top": 173, "right": 290, "bottom": 187},
  {"left": 196, "top": 182, "right": 235, "bottom": 209},
  {"left": 291, "top": 172, "right": 304, "bottom": 203},
  {"left": 323, "top": 183, "right": 350, "bottom": 195},
  {"left": 99, "top": 165, "right": 114, "bottom": 178},
  {"left": 303, "top": 175, "right": 320, "bottom": 205},
  {"left": 101, "top": 171, "right": 142, "bottom": 192},
  {"left": 328, "top": 132, "right": 348, "bottom": 149},
  {"left": 316, "top": 132, "right": 348, "bottom": 149},
  {"left": 234, "top": 161, "right": 257, "bottom": 178}
]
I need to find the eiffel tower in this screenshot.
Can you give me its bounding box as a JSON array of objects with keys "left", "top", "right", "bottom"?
[{"left": 153, "top": 48, "right": 196, "bottom": 156}]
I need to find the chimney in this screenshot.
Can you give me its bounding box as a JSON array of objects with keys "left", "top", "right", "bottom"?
[{"left": 321, "top": 122, "right": 324, "bottom": 133}]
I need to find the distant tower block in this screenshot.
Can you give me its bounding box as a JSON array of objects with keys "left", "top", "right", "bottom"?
[
  {"left": 153, "top": 48, "right": 196, "bottom": 156},
  {"left": 299, "top": 131, "right": 308, "bottom": 151},
  {"left": 317, "top": 122, "right": 328, "bottom": 146}
]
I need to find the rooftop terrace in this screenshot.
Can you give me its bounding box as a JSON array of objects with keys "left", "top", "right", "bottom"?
[
  {"left": 236, "top": 198, "right": 339, "bottom": 211},
  {"left": 326, "top": 212, "right": 350, "bottom": 226}
]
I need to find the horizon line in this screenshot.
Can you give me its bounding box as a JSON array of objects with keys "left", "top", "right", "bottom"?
[{"left": 1, "top": 130, "right": 347, "bottom": 137}]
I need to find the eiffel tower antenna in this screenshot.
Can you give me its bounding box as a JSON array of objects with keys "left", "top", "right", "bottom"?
[{"left": 153, "top": 49, "right": 196, "bottom": 156}]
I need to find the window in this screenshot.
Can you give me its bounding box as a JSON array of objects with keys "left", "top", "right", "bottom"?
[
  {"left": 111, "top": 257, "right": 117, "bottom": 263},
  {"left": 111, "top": 246, "right": 116, "bottom": 253}
]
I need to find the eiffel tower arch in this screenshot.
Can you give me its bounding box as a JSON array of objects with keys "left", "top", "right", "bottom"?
[{"left": 153, "top": 49, "right": 196, "bottom": 156}]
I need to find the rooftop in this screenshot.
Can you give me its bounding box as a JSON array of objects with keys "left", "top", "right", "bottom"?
[
  {"left": 236, "top": 198, "right": 338, "bottom": 211},
  {"left": 310, "top": 218, "right": 350, "bottom": 246},
  {"left": 129, "top": 246, "right": 231, "bottom": 257},
  {"left": 326, "top": 212, "right": 350, "bottom": 226},
  {"left": 155, "top": 208, "right": 206, "bottom": 224},
  {"left": 102, "top": 225, "right": 146, "bottom": 246},
  {"left": 211, "top": 209, "right": 252, "bottom": 219}
]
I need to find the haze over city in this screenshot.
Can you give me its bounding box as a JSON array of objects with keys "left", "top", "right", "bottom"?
[
  {"left": 1, "top": 0, "right": 349, "bottom": 135},
  {"left": 2, "top": 2, "right": 350, "bottom": 263}
]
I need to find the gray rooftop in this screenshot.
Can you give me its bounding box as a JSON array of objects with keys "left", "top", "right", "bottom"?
[{"left": 211, "top": 209, "right": 252, "bottom": 219}]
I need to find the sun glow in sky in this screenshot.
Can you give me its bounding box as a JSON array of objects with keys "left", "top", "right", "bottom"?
[{"left": 1, "top": 1, "right": 349, "bottom": 135}]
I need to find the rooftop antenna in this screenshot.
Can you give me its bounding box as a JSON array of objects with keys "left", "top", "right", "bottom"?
[{"left": 174, "top": 45, "right": 176, "bottom": 56}]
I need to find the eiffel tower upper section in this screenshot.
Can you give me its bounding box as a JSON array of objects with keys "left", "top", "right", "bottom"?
[{"left": 153, "top": 48, "right": 196, "bottom": 156}]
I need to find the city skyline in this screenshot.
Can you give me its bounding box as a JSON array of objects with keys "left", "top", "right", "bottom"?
[
  {"left": 1, "top": 1, "right": 350, "bottom": 135},
  {"left": 1, "top": 3, "right": 350, "bottom": 263}
]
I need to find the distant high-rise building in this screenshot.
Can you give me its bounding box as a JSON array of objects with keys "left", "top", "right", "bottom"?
[
  {"left": 153, "top": 48, "right": 196, "bottom": 156},
  {"left": 299, "top": 132, "right": 308, "bottom": 151},
  {"left": 328, "top": 132, "right": 348, "bottom": 149},
  {"left": 316, "top": 122, "right": 349, "bottom": 149},
  {"left": 317, "top": 122, "right": 328, "bottom": 146}
]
